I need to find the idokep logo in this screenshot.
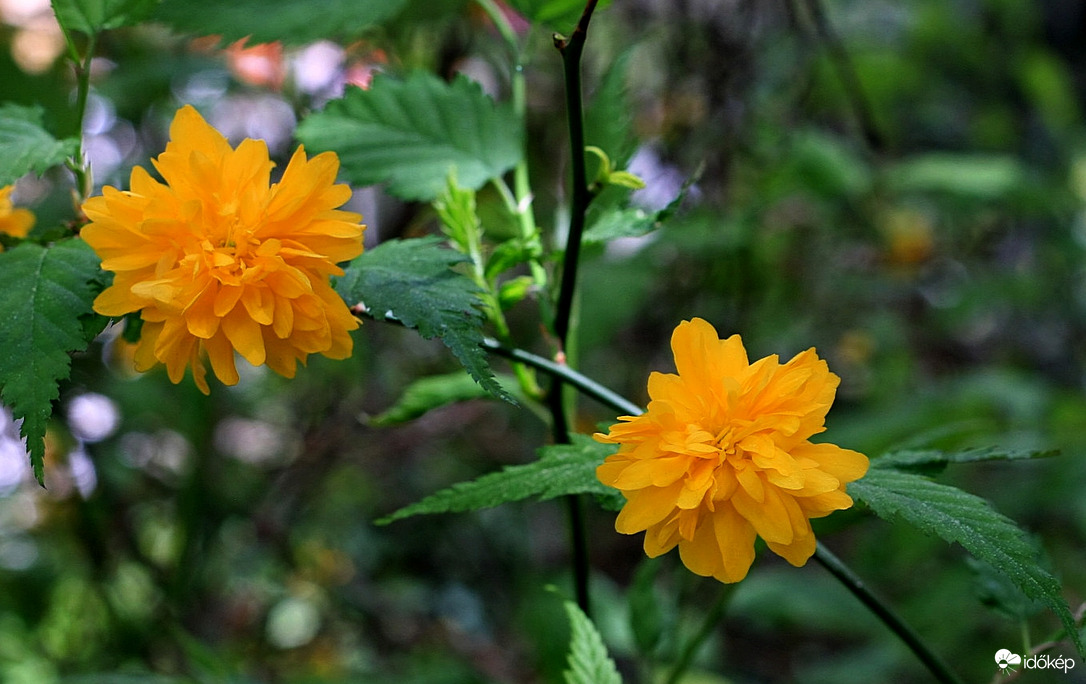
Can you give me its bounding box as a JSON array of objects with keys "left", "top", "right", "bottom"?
[
  {"left": 996, "top": 649, "right": 1022, "bottom": 675},
  {"left": 995, "top": 648, "right": 1076, "bottom": 676}
]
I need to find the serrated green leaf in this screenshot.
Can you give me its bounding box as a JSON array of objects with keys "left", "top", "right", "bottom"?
[
  {"left": 371, "top": 371, "right": 519, "bottom": 426},
  {"left": 850, "top": 468, "right": 1084, "bottom": 656},
  {"left": 563, "top": 600, "right": 622, "bottom": 684},
  {"left": 335, "top": 236, "right": 511, "bottom": 403},
  {"left": 0, "top": 240, "right": 104, "bottom": 483},
  {"left": 434, "top": 174, "right": 480, "bottom": 255},
  {"left": 875, "top": 446, "right": 1058, "bottom": 473},
  {"left": 377, "top": 434, "right": 618, "bottom": 524},
  {"left": 52, "top": 0, "right": 157, "bottom": 34},
  {"left": 0, "top": 104, "right": 79, "bottom": 186},
  {"left": 152, "top": 0, "right": 407, "bottom": 45},
  {"left": 296, "top": 72, "right": 523, "bottom": 201}
]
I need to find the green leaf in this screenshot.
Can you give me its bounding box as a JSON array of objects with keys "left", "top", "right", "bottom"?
[
  {"left": 295, "top": 72, "right": 523, "bottom": 201},
  {"left": 152, "top": 0, "right": 407, "bottom": 45},
  {"left": 0, "top": 104, "right": 79, "bottom": 186},
  {"left": 584, "top": 50, "right": 636, "bottom": 171},
  {"left": 377, "top": 434, "right": 619, "bottom": 524},
  {"left": 875, "top": 446, "right": 1058, "bottom": 474},
  {"left": 0, "top": 240, "right": 104, "bottom": 484},
  {"left": 505, "top": 0, "right": 613, "bottom": 31},
  {"left": 51, "top": 0, "right": 157, "bottom": 34},
  {"left": 967, "top": 557, "right": 1045, "bottom": 622},
  {"left": 583, "top": 169, "right": 694, "bottom": 245},
  {"left": 583, "top": 205, "right": 659, "bottom": 244},
  {"left": 628, "top": 558, "right": 665, "bottom": 657},
  {"left": 485, "top": 239, "right": 534, "bottom": 281},
  {"left": 335, "top": 236, "right": 512, "bottom": 403},
  {"left": 497, "top": 275, "right": 534, "bottom": 310},
  {"left": 885, "top": 153, "right": 1026, "bottom": 199},
  {"left": 563, "top": 600, "right": 622, "bottom": 684},
  {"left": 370, "top": 371, "right": 520, "bottom": 426},
  {"left": 434, "top": 174, "right": 481, "bottom": 255},
  {"left": 850, "top": 468, "right": 1084, "bottom": 656}
]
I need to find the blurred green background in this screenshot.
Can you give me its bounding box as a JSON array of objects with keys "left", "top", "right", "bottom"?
[{"left": 1, "top": 0, "right": 1085, "bottom": 682}]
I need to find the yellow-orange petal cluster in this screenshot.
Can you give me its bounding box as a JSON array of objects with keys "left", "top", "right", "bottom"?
[
  {"left": 595, "top": 318, "right": 868, "bottom": 583},
  {"left": 0, "top": 185, "right": 35, "bottom": 250},
  {"left": 81, "top": 105, "right": 365, "bottom": 393}
]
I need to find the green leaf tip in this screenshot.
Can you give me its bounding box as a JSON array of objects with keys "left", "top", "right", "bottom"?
[
  {"left": 0, "top": 240, "right": 104, "bottom": 484},
  {"left": 376, "top": 434, "right": 620, "bottom": 525},
  {"left": 370, "top": 371, "right": 521, "bottom": 426},
  {"left": 563, "top": 599, "right": 622, "bottom": 684},
  {"left": 852, "top": 467, "right": 1084, "bottom": 657},
  {"left": 335, "top": 236, "right": 514, "bottom": 405},
  {"left": 0, "top": 104, "right": 79, "bottom": 186}
]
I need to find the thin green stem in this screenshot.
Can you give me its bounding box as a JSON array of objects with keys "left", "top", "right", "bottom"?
[
  {"left": 66, "top": 31, "right": 98, "bottom": 208},
  {"left": 475, "top": 0, "right": 547, "bottom": 291},
  {"left": 814, "top": 544, "right": 965, "bottom": 684},
  {"left": 664, "top": 583, "right": 736, "bottom": 684},
  {"left": 474, "top": 0, "right": 519, "bottom": 49},
  {"left": 511, "top": 65, "right": 548, "bottom": 291},
  {"left": 1020, "top": 620, "right": 1032, "bottom": 654},
  {"left": 481, "top": 338, "right": 643, "bottom": 417}
]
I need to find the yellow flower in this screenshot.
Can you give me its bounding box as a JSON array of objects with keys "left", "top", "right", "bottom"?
[
  {"left": 82, "top": 105, "right": 365, "bottom": 393},
  {"left": 0, "top": 185, "right": 35, "bottom": 249},
  {"left": 595, "top": 318, "right": 868, "bottom": 583}
]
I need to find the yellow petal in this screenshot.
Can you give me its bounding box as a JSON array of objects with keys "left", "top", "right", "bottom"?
[
  {"left": 713, "top": 504, "right": 757, "bottom": 582},
  {"left": 93, "top": 283, "right": 143, "bottom": 316},
  {"left": 615, "top": 482, "right": 682, "bottom": 534},
  {"left": 611, "top": 454, "right": 687, "bottom": 490},
  {"left": 732, "top": 485, "right": 794, "bottom": 544},
  {"left": 792, "top": 442, "right": 869, "bottom": 483},
  {"left": 240, "top": 285, "right": 275, "bottom": 325},
  {"left": 643, "top": 518, "right": 681, "bottom": 557},
  {"left": 677, "top": 518, "right": 722, "bottom": 579},
  {"left": 184, "top": 286, "right": 220, "bottom": 338},
  {"left": 203, "top": 332, "right": 240, "bottom": 386},
  {"left": 221, "top": 308, "right": 266, "bottom": 366},
  {"left": 767, "top": 524, "right": 817, "bottom": 567}
]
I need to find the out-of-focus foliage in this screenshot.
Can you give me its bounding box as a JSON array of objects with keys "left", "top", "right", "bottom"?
[
  {"left": 0, "top": 0, "right": 1084, "bottom": 683},
  {"left": 0, "top": 104, "right": 77, "bottom": 185}
]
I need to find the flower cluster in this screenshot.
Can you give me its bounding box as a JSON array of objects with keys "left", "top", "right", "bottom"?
[
  {"left": 0, "top": 185, "right": 34, "bottom": 249},
  {"left": 595, "top": 318, "right": 868, "bottom": 583},
  {"left": 82, "top": 105, "right": 365, "bottom": 393}
]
